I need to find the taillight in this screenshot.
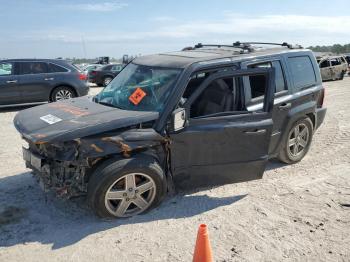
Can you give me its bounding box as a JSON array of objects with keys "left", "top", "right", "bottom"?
[
  {"left": 91, "top": 70, "right": 97, "bottom": 75},
  {"left": 78, "top": 73, "right": 87, "bottom": 81},
  {"left": 318, "top": 87, "right": 325, "bottom": 108}
]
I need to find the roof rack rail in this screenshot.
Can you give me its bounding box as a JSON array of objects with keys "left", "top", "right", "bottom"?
[
  {"left": 193, "top": 43, "right": 253, "bottom": 53},
  {"left": 233, "top": 41, "right": 303, "bottom": 49}
]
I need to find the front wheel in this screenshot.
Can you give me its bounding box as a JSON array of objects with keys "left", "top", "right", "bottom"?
[
  {"left": 87, "top": 157, "right": 166, "bottom": 218},
  {"left": 278, "top": 117, "right": 313, "bottom": 164}
]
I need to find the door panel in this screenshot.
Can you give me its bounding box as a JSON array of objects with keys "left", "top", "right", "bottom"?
[
  {"left": 18, "top": 73, "right": 52, "bottom": 103},
  {"left": 17, "top": 62, "right": 52, "bottom": 103},
  {"left": 0, "top": 75, "right": 21, "bottom": 105},
  {"left": 319, "top": 59, "right": 332, "bottom": 80},
  {"left": 168, "top": 68, "right": 275, "bottom": 189},
  {"left": 170, "top": 114, "right": 273, "bottom": 188},
  {"left": 320, "top": 67, "right": 331, "bottom": 80},
  {"left": 0, "top": 62, "right": 20, "bottom": 105}
]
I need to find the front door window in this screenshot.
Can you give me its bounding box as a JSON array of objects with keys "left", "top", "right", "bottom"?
[{"left": 0, "top": 63, "right": 13, "bottom": 76}]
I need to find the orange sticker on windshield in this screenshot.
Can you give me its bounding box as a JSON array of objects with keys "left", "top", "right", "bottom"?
[{"left": 129, "top": 87, "right": 146, "bottom": 105}]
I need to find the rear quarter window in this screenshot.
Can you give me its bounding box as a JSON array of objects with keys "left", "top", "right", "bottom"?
[
  {"left": 288, "top": 56, "right": 316, "bottom": 89},
  {"left": 49, "top": 63, "right": 68, "bottom": 73}
]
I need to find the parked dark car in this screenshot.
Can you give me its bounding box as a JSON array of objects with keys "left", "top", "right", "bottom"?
[
  {"left": 0, "top": 59, "right": 89, "bottom": 107},
  {"left": 88, "top": 63, "right": 124, "bottom": 87},
  {"left": 14, "top": 42, "right": 326, "bottom": 218}
]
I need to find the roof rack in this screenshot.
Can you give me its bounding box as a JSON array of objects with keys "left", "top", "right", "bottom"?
[
  {"left": 233, "top": 41, "right": 303, "bottom": 49},
  {"left": 193, "top": 43, "right": 253, "bottom": 53},
  {"left": 191, "top": 42, "right": 303, "bottom": 53}
]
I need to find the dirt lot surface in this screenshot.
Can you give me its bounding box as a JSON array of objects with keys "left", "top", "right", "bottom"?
[{"left": 0, "top": 81, "right": 349, "bottom": 262}]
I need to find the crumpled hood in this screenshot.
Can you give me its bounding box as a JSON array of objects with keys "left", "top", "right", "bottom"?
[{"left": 14, "top": 96, "right": 159, "bottom": 143}]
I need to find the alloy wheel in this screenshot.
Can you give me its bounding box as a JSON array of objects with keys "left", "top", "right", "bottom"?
[
  {"left": 104, "top": 77, "right": 112, "bottom": 86},
  {"left": 287, "top": 123, "right": 309, "bottom": 157},
  {"left": 55, "top": 89, "right": 73, "bottom": 101},
  {"left": 104, "top": 173, "right": 156, "bottom": 217}
]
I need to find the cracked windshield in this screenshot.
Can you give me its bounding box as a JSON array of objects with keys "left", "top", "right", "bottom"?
[{"left": 97, "top": 63, "right": 181, "bottom": 111}]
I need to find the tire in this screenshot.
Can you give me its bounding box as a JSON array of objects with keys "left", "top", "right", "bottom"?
[
  {"left": 102, "top": 76, "right": 113, "bottom": 87},
  {"left": 51, "top": 86, "right": 76, "bottom": 102},
  {"left": 87, "top": 156, "right": 167, "bottom": 219},
  {"left": 278, "top": 117, "right": 313, "bottom": 164},
  {"left": 339, "top": 71, "right": 345, "bottom": 80}
]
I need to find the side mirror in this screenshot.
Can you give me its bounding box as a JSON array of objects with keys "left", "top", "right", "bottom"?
[{"left": 171, "top": 108, "right": 187, "bottom": 132}]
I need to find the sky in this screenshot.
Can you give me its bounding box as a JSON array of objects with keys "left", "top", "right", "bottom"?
[{"left": 1, "top": 0, "right": 350, "bottom": 59}]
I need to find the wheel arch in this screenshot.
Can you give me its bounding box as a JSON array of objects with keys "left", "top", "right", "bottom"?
[
  {"left": 103, "top": 74, "right": 114, "bottom": 80},
  {"left": 85, "top": 148, "right": 167, "bottom": 184},
  {"left": 275, "top": 102, "right": 316, "bottom": 155}
]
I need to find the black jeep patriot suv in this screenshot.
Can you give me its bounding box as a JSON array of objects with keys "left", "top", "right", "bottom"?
[{"left": 14, "top": 42, "right": 326, "bottom": 218}]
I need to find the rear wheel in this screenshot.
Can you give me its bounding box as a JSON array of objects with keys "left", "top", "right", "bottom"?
[
  {"left": 87, "top": 157, "right": 166, "bottom": 218},
  {"left": 51, "top": 86, "right": 75, "bottom": 102},
  {"left": 278, "top": 117, "right": 313, "bottom": 164}
]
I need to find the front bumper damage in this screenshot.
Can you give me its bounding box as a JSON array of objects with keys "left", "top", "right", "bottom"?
[
  {"left": 22, "top": 128, "right": 168, "bottom": 198},
  {"left": 23, "top": 147, "right": 89, "bottom": 197}
]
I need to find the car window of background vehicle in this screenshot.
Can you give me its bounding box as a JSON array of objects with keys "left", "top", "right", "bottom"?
[
  {"left": 20, "top": 62, "right": 48, "bottom": 75},
  {"left": 0, "top": 63, "right": 12, "bottom": 75},
  {"left": 320, "top": 60, "right": 330, "bottom": 68},
  {"left": 48, "top": 63, "right": 68, "bottom": 73}
]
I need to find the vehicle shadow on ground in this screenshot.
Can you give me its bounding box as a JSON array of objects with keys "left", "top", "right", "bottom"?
[
  {"left": 265, "top": 159, "right": 287, "bottom": 171},
  {"left": 0, "top": 172, "right": 247, "bottom": 249}
]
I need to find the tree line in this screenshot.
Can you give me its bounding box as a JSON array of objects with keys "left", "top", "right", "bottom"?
[{"left": 308, "top": 44, "right": 350, "bottom": 54}]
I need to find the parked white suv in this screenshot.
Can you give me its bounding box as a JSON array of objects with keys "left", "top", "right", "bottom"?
[{"left": 317, "top": 55, "right": 347, "bottom": 81}]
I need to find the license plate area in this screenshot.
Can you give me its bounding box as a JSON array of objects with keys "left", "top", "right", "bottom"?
[{"left": 23, "top": 147, "right": 43, "bottom": 171}]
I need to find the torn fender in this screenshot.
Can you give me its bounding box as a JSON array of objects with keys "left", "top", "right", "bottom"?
[{"left": 78, "top": 128, "right": 168, "bottom": 159}]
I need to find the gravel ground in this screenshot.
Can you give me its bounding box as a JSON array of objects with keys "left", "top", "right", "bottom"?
[{"left": 0, "top": 80, "right": 349, "bottom": 262}]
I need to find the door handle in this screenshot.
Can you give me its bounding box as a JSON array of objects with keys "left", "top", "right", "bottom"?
[
  {"left": 278, "top": 103, "right": 291, "bottom": 110},
  {"left": 6, "top": 80, "right": 17, "bottom": 83},
  {"left": 244, "top": 129, "right": 266, "bottom": 135},
  {"left": 44, "top": 78, "right": 54, "bottom": 81}
]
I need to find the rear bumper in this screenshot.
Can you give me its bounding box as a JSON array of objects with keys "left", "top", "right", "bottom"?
[
  {"left": 315, "top": 107, "right": 327, "bottom": 130},
  {"left": 76, "top": 82, "right": 90, "bottom": 96},
  {"left": 88, "top": 76, "right": 97, "bottom": 83},
  {"left": 88, "top": 75, "right": 103, "bottom": 85}
]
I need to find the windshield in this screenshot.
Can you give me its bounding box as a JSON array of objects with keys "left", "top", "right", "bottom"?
[{"left": 96, "top": 63, "right": 181, "bottom": 112}]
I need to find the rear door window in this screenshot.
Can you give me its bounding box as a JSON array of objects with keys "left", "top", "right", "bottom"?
[
  {"left": 0, "top": 62, "right": 13, "bottom": 76},
  {"left": 48, "top": 63, "right": 68, "bottom": 73},
  {"left": 20, "top": 62, "right": 48, "bottom": 75},
  {"left": 287, "top": 56, "right": 316, "bottom": 89}
]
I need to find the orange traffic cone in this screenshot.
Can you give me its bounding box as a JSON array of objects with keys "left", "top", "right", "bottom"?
[{"left": 193, "top": 224, "right": 213, "bottom": 262}]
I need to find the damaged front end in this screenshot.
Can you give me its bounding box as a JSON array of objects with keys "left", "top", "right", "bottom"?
[{"left": 22, "top": 128, "right": 168, "bottom": 198}]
